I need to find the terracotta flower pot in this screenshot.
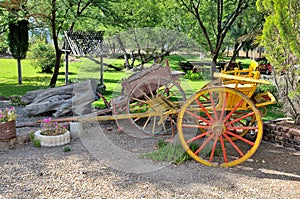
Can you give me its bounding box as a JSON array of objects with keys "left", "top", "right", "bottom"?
[{"left": 0, "top": 120, "right": 16, "bottom": 140}]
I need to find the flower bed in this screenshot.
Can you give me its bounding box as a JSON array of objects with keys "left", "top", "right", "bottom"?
[
  {"left": 34, "top": 130, "right": 70, "bottom": 147},
  {"left": 33, "top": 117, "right": 70, "bottom": 147}
]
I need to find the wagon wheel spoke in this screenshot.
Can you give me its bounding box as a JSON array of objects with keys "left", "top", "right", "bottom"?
[
  {"left": 142, "top": 117, "right": 151, "bottom": 130},
  {"left": 177, "top": 86, "right": 263, "bottom": 167},
  {"left": 159, "top": 83, "right": 175, "bottom": 97},
  {"left": 164, "top": 89, "right": 181, "bottom": 100},
  {"left": 209, "top": 136, "right": 219, "bottom": 162},
  {"left": 225, "top": 110, "right": 257, "bottom": 140},
  {"left": 137, "top": 87, "right": 151, "bottom": 100},
  {"left": 152, "top": 116, "right": 157, "bottom": 133},
  {"left": 194, "top": 133, "right": 215, "bottom": 155},
  {"left": 220, "top": 135, "right": 228, "bottom": 163},
  {"left": 146, "top": 81, "right": 154, "bottom": 98},
  {"left": 225, "top": 130, "right": 254, "bottom": 146},
  {"left": 223, "top": 133, "right": 244, "bottom": 157},
  {"left": 186, "top": 131, "right": 210, "bottom": 144},
  {"left": 155, "top": 78, "right": 161, "bottom": 98}
]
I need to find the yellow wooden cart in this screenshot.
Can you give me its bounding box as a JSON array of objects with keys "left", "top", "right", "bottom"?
[{"left": 60, "top": 60, "right": 276, "bottom": 167}]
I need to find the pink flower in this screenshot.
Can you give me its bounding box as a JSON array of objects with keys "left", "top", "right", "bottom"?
[{"left": 43, "top": 118, "right": 51, "bottom": 123}]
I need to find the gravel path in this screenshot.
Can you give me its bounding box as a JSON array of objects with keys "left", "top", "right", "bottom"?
[{"left": 0, "top": 101, "right": 300, "bottom": 198}]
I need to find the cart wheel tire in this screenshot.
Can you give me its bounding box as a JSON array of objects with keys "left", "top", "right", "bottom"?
[
  {"left": 128, "top": 76, "right": 186, "bottom": 135},
  {"left": 177, "top": 86, "right": 263, "bottom": 167}
]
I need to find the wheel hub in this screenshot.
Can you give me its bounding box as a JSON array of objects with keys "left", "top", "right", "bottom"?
[{"left": 211, "top": 122, "right": 225, "bottom": 136}]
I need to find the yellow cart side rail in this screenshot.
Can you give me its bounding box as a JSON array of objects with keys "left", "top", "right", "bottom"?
[
  {"left": 79, "top": 109, "right": 179, "bottom": 122},
  {"left": 213, "top": 72, "right": 270, "bottom": 85},
  {"left": 44, "top": 109, "right": 180, "bottom": 124}
]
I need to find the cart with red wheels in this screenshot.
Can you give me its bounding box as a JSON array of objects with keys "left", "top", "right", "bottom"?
[{"left": 176, "top": 61, "right": 276, "bottom": 167}]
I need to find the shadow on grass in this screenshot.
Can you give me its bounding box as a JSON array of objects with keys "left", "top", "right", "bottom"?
[
  {"left": 58, "top": 72, "right": 77, "bottom": 75},
  {"left": 0, "top": 84, "right": 48, "bottom": 97}
]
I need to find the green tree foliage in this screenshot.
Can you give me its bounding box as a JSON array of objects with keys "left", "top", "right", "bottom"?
[
  {"left": 29, "top": 42, "right": 60, "bottom": 73},
  {"left": 257, "top": 0, "right": 300, "bottom": 123},
  {"left": 102, "top": 0, "right": 182, "bottom": 68},
  {"left": 177, "top": 0, "right": 256, "bottom": 76},
  {"left": 8, "top": 19, "right": 29, "bottom": 85},
  {"left": 28, "top": 0, "right": 115, "bottom": 87},
  {"left": 0, "top": 8, "right": 9, "bottom": 52},
  {"left": 229, "top": 5, "right": 264, "bottom": 59}
]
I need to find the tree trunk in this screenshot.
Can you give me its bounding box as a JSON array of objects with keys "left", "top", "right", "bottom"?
[
  {"left": 49, "top": 51, "right": 62, "bottom": 87},
  {"left": 17, "top": 58, "right": 22, "bottom": 85},
  {"left": 211, "top": 55, "right": 218, "bottom": 79},
  {"left": 258, "top": 47, "right": 262, "bottom": 58},
  {"left": 245, "top": 49, "right": 249, "bottom": 58},
  {"left": 123, "top": 54, "right": 130, "bottom": 69},
  {"left": 130, "top": 50, "right": 135, "bottom": 68}
]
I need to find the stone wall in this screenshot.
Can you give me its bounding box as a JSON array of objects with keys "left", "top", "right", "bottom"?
[{"left": 263, "top": 120, "right": 300, "bottom": 151}]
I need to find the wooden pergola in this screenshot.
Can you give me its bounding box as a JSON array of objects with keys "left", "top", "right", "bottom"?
[{"left": 63, "top": 30, "right": 105, "bottom": 85}]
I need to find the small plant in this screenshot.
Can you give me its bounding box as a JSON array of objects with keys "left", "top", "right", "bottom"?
[
  {"left": 29, "top": 132, "right": 41, "bottom": 148},
  {"left": 63, "top": 146, "right": 71, "bottom": 152},
  {"left": 175, "top": 143, "right": 199, "bottom": 163},
  {"left": 0, "top": 107, "right": 17, "bottom": 122},
  {"left": 40, "top": 118, "right": 67, "bottom": 136},
  {"left": 157, "top": 138, "right": 167, "bottom": 149},
  {"left": 141, "top": 141, "right": 199, "bottom": 164},
  {"left": 33, "top": 139, "right": 41, "bottom": 147},
  {"left": 29, "top": 132, "right": 35, "bottom": 141},
  {"left": 10, "top": 96, "right": 26, "bottom": 106}
]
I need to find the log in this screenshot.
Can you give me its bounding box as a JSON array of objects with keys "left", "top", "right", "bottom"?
[{"left": 22, "top": 79, "right": 97, "bottom": 117}]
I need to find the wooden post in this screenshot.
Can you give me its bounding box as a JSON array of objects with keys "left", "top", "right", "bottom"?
[
  {"left": 65, "top": 50, "right": 69, "bottom": 85},
  {"left": 100, "top": 42, "right": 104, "bottom": 85}
]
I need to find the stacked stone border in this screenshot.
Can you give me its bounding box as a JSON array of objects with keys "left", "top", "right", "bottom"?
[{"left": 263, "top": 119, "right": 300, "bottom": 151}]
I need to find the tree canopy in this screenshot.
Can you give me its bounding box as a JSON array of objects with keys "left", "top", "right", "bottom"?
[
  {"left": 1, "top": 0, "right": 298, "bottom": 87},
  {"left": 177, "top": 0, "right": 257, "bottom": 75},
  {"left": 257, "top": 0, "right": 300, "bottom": 123}
]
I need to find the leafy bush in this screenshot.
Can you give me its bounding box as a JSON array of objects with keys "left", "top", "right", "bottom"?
[
  {"left": 256, "top": 84, "right": 278, "bottom": 97},
  {"left": 10, "top": 96, "right": 26, "bottom": 106},
  {"left": 29, "top": 42, "right": 62, "bottom": 73},
  {"left": 185, "top": 70, "right": 203, "bottom": 81}
]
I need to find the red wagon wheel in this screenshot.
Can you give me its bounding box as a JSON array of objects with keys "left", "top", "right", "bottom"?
[
  {"left": 127, "top": 76, "right": 186, "bottom": 135},
  {"left": 177, "top": 86, "right": 263, "bottom": 167}
]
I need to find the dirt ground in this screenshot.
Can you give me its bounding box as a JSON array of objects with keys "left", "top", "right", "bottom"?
[{"left": 1, "top": 101, "right": 300, "bottom": 198}]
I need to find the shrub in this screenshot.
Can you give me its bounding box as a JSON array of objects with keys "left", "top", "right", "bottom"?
[
  {"left": 256, "top": 84, "right": 278, "bottom": 98},
  {"left": 29, "top": 42, "right": 62, "bottom": 73},
  {"left": 10, "top": 96, "right": 26, "bottom": 106},
  {"left": 185, "top": 70, "right": 203, "bottom": 81}
]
